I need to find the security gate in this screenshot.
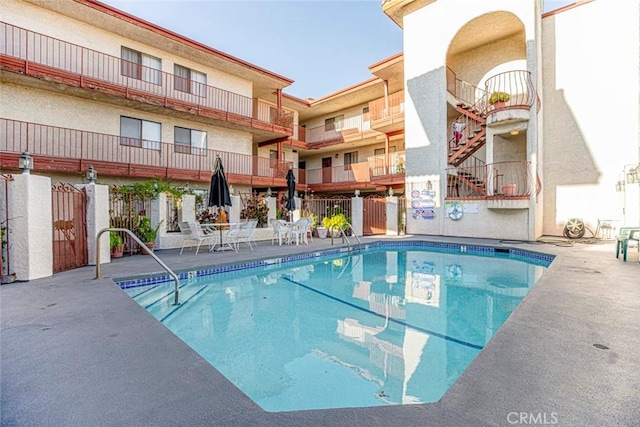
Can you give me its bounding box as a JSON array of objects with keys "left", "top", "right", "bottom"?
[
  {"left": 52, "top": 183, "right": 88, "bottom": 273},
  {"left": 363, "top": 194, "right": 386, "bottom": 235}
]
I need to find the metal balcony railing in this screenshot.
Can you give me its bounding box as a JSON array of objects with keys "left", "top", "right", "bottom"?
[
  {"left": 0, "top": 22, "right": 293, "bottom": 130},
  {"left": 0, "top": 118, "right": 293, "bottom": 181},
  {"left": 293, "top": 112, "right": 375, "bottom": 144},
  {"left": 446, "top": 160, "right": 534, "bottom": 199},
  {"left": 368, "top": 90, "right": 404, "bottom": 121},
  {"left": 304, "top": 151, "right": 405, "bottom": 185}
]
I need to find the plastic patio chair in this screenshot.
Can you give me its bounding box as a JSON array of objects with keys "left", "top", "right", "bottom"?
[
  {"left": 615, "top": 227, "right": 639, "bottom": 260},
  {"left": 179, "top": 221, "right": 216, "bottom": 255},
  {"left": 618, "top": 228, "right": 639, "bottom": 262},
  {"left": 271, "top": 218, "right": 291, "bottom": 245},
  {"left": 290, "top": 217, "right": 311, "bottom": 246}
]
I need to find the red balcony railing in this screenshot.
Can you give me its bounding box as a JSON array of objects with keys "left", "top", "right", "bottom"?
[
  {"left": 0, "top": 118, "right": 292, "bottom": 182},
  {"left": 369, "top": 90, "right": 404, "bottom": 121},
  {"left": 446, "top": 68, "right": 539, "bottom": 114},
  {"left": 446, "top": 160, "right": 533, "bottom": 199},
  {"left": 0, "top": 22, "right": 293, "bottom": 131},
  {"left": 294, "top": 114, "right": 373, "bottom": 144},
  {"left": 304, "top": 151, "right": 405, "bottom": 186}
]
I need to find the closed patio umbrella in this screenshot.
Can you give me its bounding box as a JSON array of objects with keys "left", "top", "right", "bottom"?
[
  {"left": 285, "top": 167, "right": 296, "bottom": 220},
  {"left": 208, "top": 155, "right": 232, "bottom": 245}
]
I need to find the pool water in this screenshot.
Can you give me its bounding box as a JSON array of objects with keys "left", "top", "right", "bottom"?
[{"left": 122, "top": 246, "right": 549, "bottom": 412}]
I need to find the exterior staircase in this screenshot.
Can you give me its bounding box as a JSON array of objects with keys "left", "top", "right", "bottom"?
[{"left": 448, "top": 88, "right": 489, "bottom": 196}]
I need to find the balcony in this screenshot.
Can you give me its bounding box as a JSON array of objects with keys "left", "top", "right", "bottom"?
[
  {"left": 293, "top": 115, "right": 379, "bottom": 148},
  {"left": 445, "top": 160, "right": 534, "bottom": 208},
  {"left": 0, "top": 22, "right": 293, "bottom": 141},
  {"left": 0, "top": 118, "right": 293, "bottom": 186},
  {"left": 303, "top": 151, "right": 405, "bottom": 191},
  {"left": 368, "top": 90, "right": 404, "bottom": 133}
]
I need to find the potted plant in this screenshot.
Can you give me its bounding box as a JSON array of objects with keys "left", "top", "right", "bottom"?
[
  {"left": 322, "top": 214, "right": 349, "bottom": 237},
  {"left": 109, "top": 231, "right": 125, "bottom": 258},
  {"left": 136, "top": 216, "right": 162, "bottom": 254},
  {"left": 489, "top": 91, "right": 510, "bottom": 108}
]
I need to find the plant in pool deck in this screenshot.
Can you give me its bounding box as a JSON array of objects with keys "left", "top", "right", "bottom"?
[
  {"left": 322, "top": 213, "right": 350, "bottom": 235},
  {"left": 489, "top": 91, "right": 511, "bottom": 104},
  {"left": 135, "top": 216, "right": 163, "bottom": 244},
  {"left": 110, "top": 231, "right": 125, "bottom": 258}
]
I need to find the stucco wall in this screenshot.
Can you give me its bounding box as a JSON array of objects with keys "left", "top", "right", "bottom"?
[
  {"left": 541, "top": 0, "right": 640, "bottom": 233},
  {"left": 402, "top": 1, "right": 539, "bottom": 239},
  {"left": 3, "top": 0, "right": 252, "bottom": 97}
]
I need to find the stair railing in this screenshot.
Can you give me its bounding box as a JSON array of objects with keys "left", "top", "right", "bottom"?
[
  {"left": 329, "top": 222, "right": 362, "bottom": 253},
  {"left": 95, "top": 228, "right": 180, "bottom": 306}
]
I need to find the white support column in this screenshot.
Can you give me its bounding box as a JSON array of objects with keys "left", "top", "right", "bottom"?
[
  {"left": 292, "top": 197, "right": 302, "bottom": 222},
  {"left": 180, "top": 194, "right": 196, "bottom": 223},
  {"left": 8, "top": 174, "right": 53, "bottom": 280},
  {"left": 386, "top": 196, "right": 398, "bottom": 236},
  {"left": 80, "top": 183, "right": 110, "bottom": 265},
  {"left": 267, "top": 196, "right": 276, "bottom": 224},
  {"left": 151, "top": 193, "right": 166, "bottom": 247},
  {"left": 229, "top": 195, "right": 241, "bottom": 223},
  {"left": 351, "top": 196, "right": 363, "bottom": 237}
]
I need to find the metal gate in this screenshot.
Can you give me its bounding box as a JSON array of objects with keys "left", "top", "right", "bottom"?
[
  {"left": 363, "top": 194, "right": 386, "bottom": 235},
  {"left": 52, "top": 183, "right": 88, "bottom": 273}
]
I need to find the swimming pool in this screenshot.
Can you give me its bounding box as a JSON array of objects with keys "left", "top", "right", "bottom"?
[{"left": 119, "top": 242, "right": 553, "bottom": 412}]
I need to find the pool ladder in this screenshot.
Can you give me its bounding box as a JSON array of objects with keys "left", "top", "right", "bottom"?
[
  {"left": 95, "top": 228, "right": 181, "bottom": 306},
  {"left": 329, "top": 222, "right": 362, "bottom": 253}
]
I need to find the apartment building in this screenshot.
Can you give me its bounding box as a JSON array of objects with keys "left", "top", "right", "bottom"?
[
  {"left": 2, "top": 0, "right": 638, "bottom": 243},
  {"left": 382, "top": 0, "right": 639, "bottom": 240}
]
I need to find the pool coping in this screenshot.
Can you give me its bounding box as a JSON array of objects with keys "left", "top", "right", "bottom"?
[
  {"left": 116, "top": 240, "right": 555, "bottom": 289},
  {"left": 1, "top": 235, "right": 638, "bottom": 426}
]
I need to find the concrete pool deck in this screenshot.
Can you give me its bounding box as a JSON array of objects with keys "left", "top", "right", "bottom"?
[{"left": 1, "top": 235, "right": 639, "bottom": 426}]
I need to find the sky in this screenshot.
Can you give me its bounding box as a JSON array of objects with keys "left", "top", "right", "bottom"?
[{"left": 102, "top": 0, "right": 574, "bottom": 100}]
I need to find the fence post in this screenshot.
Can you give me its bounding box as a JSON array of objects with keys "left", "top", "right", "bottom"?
[
  {"left": 267, "top": 196, "right": 276, "bottom": 224},
  {"left": 8, "top": 174, "right": 53, "bottom": 280},
  {"left": 229, "top": 194, "right": 241, "bottom": 223},
  {"left": 152, "top": 193, "right": 167, "bottom": 249},
  {"left": 180, "top": 194, "right": 196, "bottom": 223},
  {"left": 80, "top": 183, "right": 110, "bottom": 265},
  {"left": 386, "top": 196, "right": 398, "bottom": 236},
  {"left": 351, "top": 196, "right": 363, "bottom": 237}
]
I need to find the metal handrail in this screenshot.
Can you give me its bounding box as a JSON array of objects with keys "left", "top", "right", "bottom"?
[
  {"left": 95, "top": 228, "right": 180, "bottom": 305},
  {"left": 329, "top": 222, "right": 362, "bottom": 253}
]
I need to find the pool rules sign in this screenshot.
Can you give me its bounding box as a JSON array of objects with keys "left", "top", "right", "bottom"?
[{"left": 410, "top": 188, "right": 436, "bottom": 220}]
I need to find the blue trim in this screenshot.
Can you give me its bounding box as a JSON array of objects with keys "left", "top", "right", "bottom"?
[{"left": 116, "top": 241, "right": 554, "bottom": 290}]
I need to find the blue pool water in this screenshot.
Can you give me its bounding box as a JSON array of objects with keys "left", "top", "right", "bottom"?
[{"left": 120, "top": 243, "right": 552, "bottom": 412}]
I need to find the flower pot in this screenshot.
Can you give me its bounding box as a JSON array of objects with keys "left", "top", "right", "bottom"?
[
  {"left": 110, "top": 244, "right": 124, "bottom": 258},
  {"left": 142, "top": 242, "right": 155, "bottom": 255},
  {"left": 492, "top": 101, "right": 506, "bottom": 110},
  {"left": 502, "top": 184, "right": 516, "bottom": 196},
  {"left": 317, "top": 227, "right": 328, "bottom": 239}
]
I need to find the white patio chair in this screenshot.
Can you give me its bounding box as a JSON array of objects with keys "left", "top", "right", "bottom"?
[
  {"left": 271, "top": 218, "right": 291, "bottom": 245},
  {"left": 226, "top": 220, "right": 258, "bottom": 252},
  {"left": 290, "top": 217, "right": 311, "bottom": 246},
  {"left": 180, "top": 221, "right": 216, "bottom": 255}
]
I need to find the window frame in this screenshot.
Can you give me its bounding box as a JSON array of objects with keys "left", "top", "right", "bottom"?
[
  {"left": 174, "top": 64, "right": 207, "bottom": 97},
  {"left": 120, "top": 47, "right": 161, "bottom": 85},
  {"left": 120, "top": 116, "right": 162, "bottom": 151},
  {"left": 174, "top": 126, "right": 207, "bottom": 156}
]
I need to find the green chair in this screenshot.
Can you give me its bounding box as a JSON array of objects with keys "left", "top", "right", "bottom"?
[{"left": 617, "top": 228, "right": 640, "bottom": 261}]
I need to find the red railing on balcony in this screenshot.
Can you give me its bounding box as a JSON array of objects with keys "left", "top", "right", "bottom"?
[
  {"left": 293, "top": 114, "right": 373, "bottom": 144},
  {"left": 304, "top": 151, "right": 405, "bottom": 186},
  {"left": 446, "top": 67, "right": 538, "bottom": 114},
  {"left": 0, "top": 22, "right": 293, "bottom": 130},
  {"left": 0, "top": 118, "right": 292, "bottom": 181},
  {"left": 446, "top": 160, "right": 533, "bottom": 199},
  {"left": 369, "top": 90, "right": 404, "bottom": 121}
]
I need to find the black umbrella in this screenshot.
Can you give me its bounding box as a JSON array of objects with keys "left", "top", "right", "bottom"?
[
  {"left": 208, "top": 155, "right": 232, "bottom": 245},
  {"left": 285, "top": 167, "right": 296, "bottom": 220}
]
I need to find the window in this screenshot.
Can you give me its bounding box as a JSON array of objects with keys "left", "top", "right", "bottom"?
[
  {"left": 374, "top": 148, "right": 385, "bottom": 156},
  {"left": 344, "top": 151, "right": 358, "bottom": 168},
  {"left": 174, "top": 126, "right": 207, "bottom": 155},
  {"left": 174, "top": 64, "right": 207, "bottom": 97},
  {"left": 120, "top": 117, "right": 161, "bottom": 150},
  {"left": 120, "top": 47, "right": 161, "bottom": 84},
  {"left": 325, "top": 115, "right": 344, "bottom": 132}
]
